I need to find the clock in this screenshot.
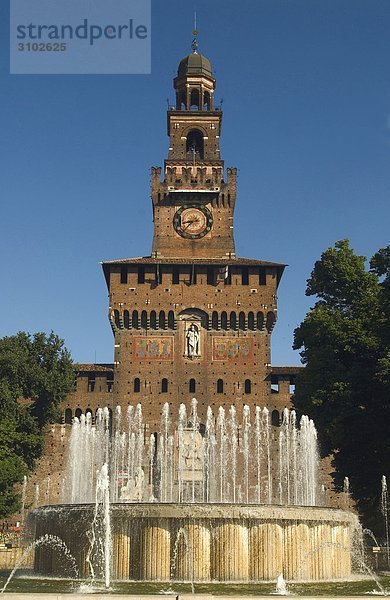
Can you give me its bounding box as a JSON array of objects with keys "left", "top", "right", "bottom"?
[{"left": 173, "top": 205, "right": 213, "bottom": 239}]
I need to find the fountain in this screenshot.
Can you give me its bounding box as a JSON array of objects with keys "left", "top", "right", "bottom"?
[{"left": 30, "top": 400, "right": 358, "bottom": 583}]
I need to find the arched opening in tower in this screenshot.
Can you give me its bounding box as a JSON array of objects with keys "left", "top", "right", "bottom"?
[
  {"left": 177, "top": 91, "right": 186, "bottom": 110},
  {"left": 186, "top": 129, "right": 204, "bottom": 159},
  {"left": 204, "top": 90, "right": 211, "bottom": 110},
  {"left": 190, "top": 88, "right": 200, "bottom": 110}
]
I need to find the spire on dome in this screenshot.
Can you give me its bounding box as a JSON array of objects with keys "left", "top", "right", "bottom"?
[
  {"left": 192, "top": 11, "right": 199, "bottom": 54},
  {"left": 173, "top": 21, "right": 215, "bottom": 111}
]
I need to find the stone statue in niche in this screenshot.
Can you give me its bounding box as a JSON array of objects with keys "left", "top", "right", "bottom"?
[
  {"left": 119, "top": 467, "right": 144, "bottom": 502},
  {"left": 186, "top": 323, "right": 200, "bottom": 358}
]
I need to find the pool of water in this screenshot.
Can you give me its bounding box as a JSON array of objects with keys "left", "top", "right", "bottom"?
[{"left": 0, "top": 572, "right": 389, "bottom": 595}]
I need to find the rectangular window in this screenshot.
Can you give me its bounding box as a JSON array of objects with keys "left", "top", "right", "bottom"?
[
  {"left": 155, "top": 264, "right": 162, "bottom": 285},
  {"left": 190, "top": 265, "right": 197, "bottom": 285},
  {"left": 120, "top": 266, "right": 128, "bottom": 284},
  {"left": 259, "top": 268, "right": 266, "bottom": 285},
  {"left": 138, "top": 266, "right": 145, "bottom": 284},
  {"left": 241, "top": 267, "right": 249, "bottom": 285},
  {"left": 172, "top": 267, "right": 180, "bottom": 284},
  {"left": 207, "top": 267, "right": 214, "bottom": 285},
  {"left": 87, "top": 375, "right": 95, "bottom": 392}
]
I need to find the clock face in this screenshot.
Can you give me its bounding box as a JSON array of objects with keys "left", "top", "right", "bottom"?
[{"left": 173, "top": 205, "right": 213, "bottom": 239}]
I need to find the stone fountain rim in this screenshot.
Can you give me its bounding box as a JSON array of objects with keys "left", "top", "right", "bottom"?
[{"left": 32, "top": 502, "right": 358, "bottom": 524}]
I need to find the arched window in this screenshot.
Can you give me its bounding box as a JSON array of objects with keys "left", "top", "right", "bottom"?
[
  {"left": 230, "top": 311, "right": 237, "bottom": 330},
  {"left": 64, "top": 408, "right": 72, "bottom": 424},
  {"left": 124, "top": 310, "right": 130, "bottom": 329},
  {"left": 159, "top": 310, "right": 166, "bottom": 329},
  {"left": 266, "top": 311, "right": 276, "bottom": 333},
  {"left": 150, "top": 310, "right": 157, "bottom": 329},
  {"left": 271, "top": 410, "right": 280, "bottom": 427},
  {"left": 186, "top": 129, "right": 204, "bottom": 159},
  {"left": 244, "top": 379, "right": 252, "bottom": 394},
  {"left": 239, "top": 311, "right": 246, "bottom": 330},
  {"left": 257, "top": 311, "right": 264, "bottom": 330},
  {"left": 190, "top": 88, "right": 200, "bottom": 110},
  {"left": 114, "top": 309, "right": 120, "bottom": 328},
  {"left": 132, "top": 310, "right": 139, "bottom": 329},
  {"left": 177, "top": 91, "right": 186, "bottom": 110},
  {"left": 168, "top": 310, "right": 175, "bottom": 329},
  {"left": 212, "top": 311, "right": 219, "bottom": 330},
  {"left": 204, "top": 91, "right": 211, "bottom": 110},
  {"left": 217, "top": 379, "right": 224, "bottom": 393},
  {"left": 75, "top": 408, "right": 82, "bottom": 419},
  {"left": 141, "top": 310, "right": 148, "bottom": 329},
  {"left": 134, "top": 378, "right": 141, "bottom": 393},
  {"left": 161, "top": 378, "right": 168, "bottom": 393},
  {"left": 189, "top": 378, "right": 196, "bottom": 393},
  {"left": 85, "top": 408, "right": 93, "bottom": 423},
  {"left": 248, "top": 312, "right": 255, "bottom": 331},
  {"left": 221, "top": 311, "right": 228, "bottom": 330}
]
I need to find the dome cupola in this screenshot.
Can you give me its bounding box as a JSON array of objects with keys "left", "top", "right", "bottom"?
[
  {"left": 173, "top": 32, "right": 216, "bottom": 111},
  {"left": 177, "top": 52, "right": 213, "bottom": 79}
]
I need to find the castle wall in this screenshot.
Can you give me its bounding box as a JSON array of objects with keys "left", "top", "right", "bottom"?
[{"left": 107, "top": 262, "right": 279, "bottom": 429}]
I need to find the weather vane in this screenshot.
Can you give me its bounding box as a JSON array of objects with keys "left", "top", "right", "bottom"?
[{"left": 191, "top": 10, "right": 198, "bottom": 53}]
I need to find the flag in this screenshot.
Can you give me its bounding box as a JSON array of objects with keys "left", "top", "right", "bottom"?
[{"left": 217, "top": 265, "right": 229, "bottom": 280}]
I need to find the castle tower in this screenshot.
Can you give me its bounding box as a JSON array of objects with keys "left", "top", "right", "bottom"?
[{"left": 102, "top": 42, "right": 285, "bottom": 428}]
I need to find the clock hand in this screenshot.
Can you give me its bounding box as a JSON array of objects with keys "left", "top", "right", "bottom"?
[{"left": 182, "top": 218, "right": 200, "bottom": 229}]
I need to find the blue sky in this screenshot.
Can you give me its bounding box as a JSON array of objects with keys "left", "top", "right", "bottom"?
[{"left": 0, "top": 0, "right": 389, "bottom": 366}]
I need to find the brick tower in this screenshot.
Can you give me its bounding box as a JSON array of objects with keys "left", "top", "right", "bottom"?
[{"left": 102, "top": 42, "right": 286, "bottom": 428}]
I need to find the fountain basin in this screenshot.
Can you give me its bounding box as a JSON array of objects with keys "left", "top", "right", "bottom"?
[{"left": 31, "top": 503, "right": 358, "bottom": 582}]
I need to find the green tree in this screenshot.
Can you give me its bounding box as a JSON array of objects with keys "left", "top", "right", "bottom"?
[
  {"left": 293, "top": 240, "right": 390, "bottom": 532},
  {"left": 0, "top": 332, "right": 74, "bottom": 518}
]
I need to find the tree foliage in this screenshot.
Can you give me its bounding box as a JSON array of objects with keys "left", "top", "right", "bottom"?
[
  {"left": 293, "top": 240, "right": 390, "bottom": 532},
  {"left": 0, "top": 332, "right": 74, "bottom": 518}
]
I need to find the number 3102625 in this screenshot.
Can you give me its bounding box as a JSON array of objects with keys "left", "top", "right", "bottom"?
[{"left": 18, "top": 43, "right": 67, "bottom": 51}]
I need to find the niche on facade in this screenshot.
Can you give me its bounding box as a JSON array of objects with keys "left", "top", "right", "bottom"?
[{"left": 179, "top": 308, "right": 207, "bottom": 361}]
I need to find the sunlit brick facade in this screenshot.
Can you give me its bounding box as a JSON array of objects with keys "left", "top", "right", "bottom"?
[{"left": 99, "top": 49, "right": 289, "bottom": 429}]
